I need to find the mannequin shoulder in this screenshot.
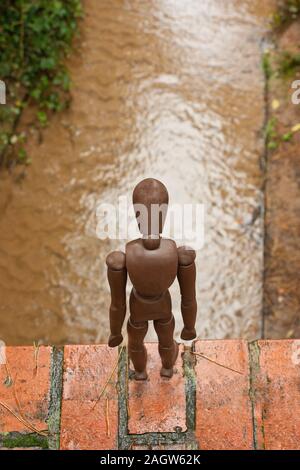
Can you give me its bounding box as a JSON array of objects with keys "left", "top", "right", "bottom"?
[
  {"left": 106, "top": 250, "right": 126, "bottom": 270},
  {"left": 177, "top": 246, "right": 196, "bottom": 266}
]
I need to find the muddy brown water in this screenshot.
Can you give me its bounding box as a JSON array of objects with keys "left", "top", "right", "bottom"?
[{"left": 0, "top": 0, "right": 276, "bottom": 345}]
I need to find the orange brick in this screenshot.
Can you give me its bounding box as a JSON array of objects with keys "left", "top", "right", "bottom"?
[
  {"left": 128, "top": 343, "right": 186, "bottom": 434},
  {"left": 60, "top": 345, "right": 118, "bottom": 450},
  {"left": 132, "top": 444, "right": 188, "bottom": 450},
  {"left": 0, "top": 346, "right": 51, "bottom": 434},
  {"left": 195, "top": 340, "right": 253, "bottom": 449},
  {"left": 253, "top": 340, "right": 300, "bottom": 450}
]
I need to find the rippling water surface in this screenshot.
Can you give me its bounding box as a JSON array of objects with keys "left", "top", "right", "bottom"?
[{"left": 0, "top": 0, "right": 275, "bottom": 345}]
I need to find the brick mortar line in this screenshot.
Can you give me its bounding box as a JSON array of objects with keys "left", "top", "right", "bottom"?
[
  {"left": 183, "top": 344, "right": 198, "bottom": 448},
  {"left": 48, "top": 346, "right": 64, "bottom": 450},
  {"left": 117, "top": 345, "right": 198, "bottom": 450},
  {"left": 117, "top": 346, "right": 129, "bottom": 449},
  {"left": 248, "top": 340, "right": 261, "bottom": 450}
]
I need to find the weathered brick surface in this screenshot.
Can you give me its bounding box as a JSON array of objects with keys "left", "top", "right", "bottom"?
[
  {"left": 0, "top": 340, "right": 299, "bottom": 450},
  {"left": 195, "top": 340, "right": 253, "bottom": 450},
  {"left": 253, "top": 340, "right": 300, "bottom": 450},
  {"left": 0, "top": 346, "right": 51, "bottom": 434},
  {"left": 60, "top": 345, "right": 118, "bottom": 450},
  {"left": 128, "top": 343, "right": 186, "bottom": 434},
  {"left": 132, "top": 444, "right": 188, "bottom": 450}
]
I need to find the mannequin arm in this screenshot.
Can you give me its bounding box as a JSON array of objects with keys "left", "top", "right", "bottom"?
[
  {"left": 106, "top": 251, "right": 127, "bottom": 347},
  {"left": 177, "top": 246, "right": 197, "bottom": 340}
]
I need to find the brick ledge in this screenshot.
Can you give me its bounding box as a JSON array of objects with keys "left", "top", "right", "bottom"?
[{"left": 0, "top": 340, "right": 299, "bottom": 450}]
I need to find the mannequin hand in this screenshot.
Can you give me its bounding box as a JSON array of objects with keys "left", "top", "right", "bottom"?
[
  {"left": 180, "top": 327, "right": 196, "bottom": 341},
  {"left": 108, "top": 334, "right": 123, "bottom": 348}
]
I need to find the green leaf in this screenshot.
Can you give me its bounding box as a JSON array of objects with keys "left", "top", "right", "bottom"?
[
  {"left": 37, "top": 110, "right": 48, "bottom": 126},
  {"left": 282, "top": 132, "right": 293, "bottom": 142},
  {"left": 268, "top": 141, "right": 278, "bottom": 150}
]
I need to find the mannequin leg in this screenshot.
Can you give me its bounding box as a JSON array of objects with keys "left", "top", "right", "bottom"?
[
  {"left": 154, "top": 314, "right": 179, "bottom": 378},
  {"left": 127, "top": 317, "right": 148, "bottom": 380}
]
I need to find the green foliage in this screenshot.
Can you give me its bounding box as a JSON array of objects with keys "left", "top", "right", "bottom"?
[
  {"left": 272, "top": 0, "right": 300, "bottom": 29},
  {"left": 262, "top": 52, "right": 272, "bottom": 80},
  {"left": 0, "top": 0, "right": 82, "bottom": 165},
  {"left": 282, "top": 131, "right": 293, "bottom": 142},
  {"left": 265, "top": 119, "right": 295, "bottom": 150},
  {"left": 0, "top": 432, "right": 48, "bottom": 449},
  {"left": 265, "top": 117, "right": 278, "bottom": 150},
  {"left": 277, "top": 51, "right": 300, "bottom": 77}
]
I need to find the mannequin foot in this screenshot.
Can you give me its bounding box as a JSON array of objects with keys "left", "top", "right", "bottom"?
[
  {"left": 160, "top": 366, "right": 174, "bottom": 378},
  {"left": 160, "top": 342, "right": 179, "bottom": 378},
  {"left": 134, "top": 370, "right": 148, "bottom": 381}
]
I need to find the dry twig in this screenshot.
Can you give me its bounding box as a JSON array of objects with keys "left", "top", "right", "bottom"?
[
  {"left": 105, "top": 397, "right": 110, "bottom": 437},
  {"left": 192, "top": 351, "right": 243, "bottom": 375},
  {"left": 90, "top": 345, "right": 124, "bottom": 411},
  {"left": 3, "top": 362, "right": 13, "bottom": 387},
  {"left": 0, "top": 400, "right": 48, "bottom": 436},
  {"left": 33, "top": 341, "right": 40, "bottom": 377},
  {"left": 0, "top": 350, "right": 48, "bottom": 437}
]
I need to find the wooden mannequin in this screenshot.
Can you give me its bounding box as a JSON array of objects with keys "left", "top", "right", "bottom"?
[{"left": 106, "top": 178, "right": 197, "bottom": 380}]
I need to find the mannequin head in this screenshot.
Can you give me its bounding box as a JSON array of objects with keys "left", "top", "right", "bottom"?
[{"left": 132, "top": 178, "right": 169, "bottom": 249}]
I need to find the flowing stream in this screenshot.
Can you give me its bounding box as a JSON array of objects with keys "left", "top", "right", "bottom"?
[{"left": 0, "top": 0, "right": 276, "bottom": 345}]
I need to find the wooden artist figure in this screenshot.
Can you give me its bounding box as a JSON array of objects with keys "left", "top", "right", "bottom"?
[{"left": 106, "top": 178, "right": 197, "bottom": 380}]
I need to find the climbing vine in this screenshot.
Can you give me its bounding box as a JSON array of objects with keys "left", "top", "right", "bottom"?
[{"left": 0, "top": 0, "right": 82, "bottom": 166}]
